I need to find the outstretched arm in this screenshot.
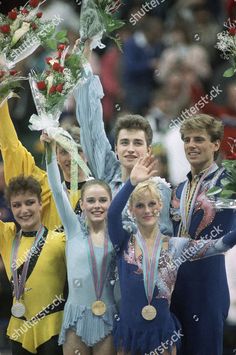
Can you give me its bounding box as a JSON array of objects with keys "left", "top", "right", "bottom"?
[
  {"left": 43, "top": 135, "right": 80, "bottom": 240},
  {"left": 73, "top": 64, "right": 119, "bottom": 183},
  {"left": 108, "top": 154, "right": 158, "bottom": 249},
  {"left": 173, "top": 229, "right": 236, "bottom": 262},
  {"left": 0, "top": 102, "right": 52, "bottom": 214}
]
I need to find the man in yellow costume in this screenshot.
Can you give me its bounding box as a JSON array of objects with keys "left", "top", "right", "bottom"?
[{"left": 0, "top": 101, "right": 88, "bottom": 230}]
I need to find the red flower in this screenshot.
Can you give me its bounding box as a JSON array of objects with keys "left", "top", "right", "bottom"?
[
  {"left": 8, "top": 10, "right": 18, "bottom": 20},
  {"left": 0, "top": 24, "right": 10, "bottom": 33},
  {"left": 29, "top": 0, "right": 40, "bottom": 8},
  {"left": 49, "top": 85, "right": 57, "bottom": 94},
  {"left": 228, "top": 28, "right": 236, "bottom": 36},
  {"left": 56, "top": 83, "right": 64, "bottom": 92},
  {"left": 31, "top": 23, "right": 37, "bottom": 30},
  {"left": 226, "top": 152, "right": 236, "bottom": 160},
  {"left": 9, "top": 70, "right": 18, "bottom": 76},
  {"left": 57, "top": 44, "right": 66, "bottom": 51},
  {"left": 21, "top": 8, "right": 29, "bottom": 15},
  {"left": 36, "top": 12, "right": 43, "bottom": 18},
  {"left": 46, "top": 57, "right": 52, "bottom": 64},
  {"left": 52, "top": 62, "right": 62, "bottom": 72},
  {"left": 36, "top": 81, "right": 46, "bottom": 90},
  {"left": 0, "top": 70, "right": 5, "bottom": 78}
]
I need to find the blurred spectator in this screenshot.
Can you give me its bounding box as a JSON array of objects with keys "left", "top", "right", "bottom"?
[
  {"left": 122, "top": 16, "right": 165, "bottom": 115},
  {"left": 159, "top": 24, "right": 211, "bottom": 83}
]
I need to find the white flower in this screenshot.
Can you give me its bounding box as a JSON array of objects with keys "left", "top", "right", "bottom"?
[
  {"left": 11, "top": 22, "right": 31, "bottom": 46},
  {"left": 215, "top": 31, "right": 236, "bottom": 59},
  {"left": 46, "top": 74, "right": 54, "bottom": 94}
]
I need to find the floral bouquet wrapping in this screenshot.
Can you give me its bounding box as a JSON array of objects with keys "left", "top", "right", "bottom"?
[
  {"left": 215, "top": 23, "right": 236, "bottom": 77},
  {"left": 0, "top": 68, "right": 27, "bottom": 106},
  {"left": 0, "top": 0, "right": 62, "bottom": 104},
  {"left": 207, "top": 139, "right": 236, "bottom": 209},
  {"left": 29, "top": 44, "right": 91, "bottom": 190},
  {"left": 0, "top": 0, "right": 59, "bottom": 68},
  {"left": 213, "top": 22, "right": 236, "bottom": 207},
  {"left": 79, "top": 0, "right": 124, "bottom": 50}
]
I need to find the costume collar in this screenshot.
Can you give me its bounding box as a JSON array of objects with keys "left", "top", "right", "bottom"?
[{"left": 187, "top": 162, "right": 219, "bottom": 182}]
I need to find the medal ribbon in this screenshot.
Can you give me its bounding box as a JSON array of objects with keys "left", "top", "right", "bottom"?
[
  {"left": 179, "top": 163, "right": 217, "bottom": 234},
  {"left": 87, "top": 232, "right": 109, "bottom": 300},
  {"left": 10, "top": 225, "right": 45, "bottom": 301},
  {"left": 136, "top": 230, "right": 163, "bottom": 305}
]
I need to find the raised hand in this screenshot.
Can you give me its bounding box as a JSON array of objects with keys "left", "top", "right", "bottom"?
[{"left": 130, "top": 153, "right": 158, "bottom": 186}]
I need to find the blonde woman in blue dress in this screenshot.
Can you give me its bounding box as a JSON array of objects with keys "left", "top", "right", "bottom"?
[{"left": 41, "top": 133, "right": 117, "bottom": 355}]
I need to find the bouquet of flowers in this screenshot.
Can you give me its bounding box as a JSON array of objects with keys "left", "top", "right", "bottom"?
[
  {"left": 207, "top": 138, "right": 236, "bottom": 208},
  {"left": 215, "top": 22, "right": 236, "bottom": 77},
  {"left": 29, "top": 43, "right": 83, "bottom": 120},
  {"left": 0, "top": 0, "right": 60, "bottom": 68},
  {"left": 0, "top": 68, "right": 26, "bottom": 106},
  {"left": 79, "top": 0, "right": 124, "bottom": 50},
  {"left": 29, "top": 43, "right": 91, "bottom": 184}
]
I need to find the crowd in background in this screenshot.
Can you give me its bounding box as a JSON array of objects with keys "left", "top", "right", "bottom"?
[{"left": 0, "top": 0, "right": 236, "bottom": 353}]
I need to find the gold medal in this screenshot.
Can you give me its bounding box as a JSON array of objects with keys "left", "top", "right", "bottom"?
[
  {"left": 91, "top": 300, "right": 106, "bottom": 316},
  {"left": 141, "top": 305, "right": 157, "bottom": 321},
  {"left": 11, "top": 301, "right": 26, "bottom": 318}
]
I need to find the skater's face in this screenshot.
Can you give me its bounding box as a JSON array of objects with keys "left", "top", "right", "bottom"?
[
  {"left": 56, "top": 146, "right": 87, "bottom": 182},
  {"left": 10, "top": 191, "right": 42, "bottom": 232},
  {"left": 81, "top": 184, "right": 111, "bottom": 225},
  {"left": 183, "top": 129, "right": 220, "bottom": 174},
  {"left": 115, "top": 129, "right": 151, "bottom": 171},
  {"left": 130, "top": 190, "right": 162, "bottom": 230}
]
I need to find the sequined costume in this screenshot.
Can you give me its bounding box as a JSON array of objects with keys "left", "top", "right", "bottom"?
[
  {"left": 170, "top": 164, "right": 236, "bottom": 355},
  {"left": 46, "top": 152, "right": 117, "bottom": 346},
  {"left": 108, "top": 179, "right": 236, "bottom": 355}
]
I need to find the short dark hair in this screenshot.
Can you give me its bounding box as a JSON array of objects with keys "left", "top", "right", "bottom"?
[
  {"left": 81, "top": 179, "right": 112, "bottom": 201},
  {"left": 114, "top": 114, "right": 153, "bottom": 146},
  {"left": 6, "top": 175, "right": 42, "bottom": 204}
]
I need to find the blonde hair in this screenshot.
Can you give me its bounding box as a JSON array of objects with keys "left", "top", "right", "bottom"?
[{"left": 129, "top": 180, "right": 162, "bottom": 207}]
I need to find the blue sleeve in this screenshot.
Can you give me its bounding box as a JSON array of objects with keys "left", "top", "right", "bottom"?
[
  {"left": 173, "top": 229, "right": 236, "bottom": 261},
  {"left": 46, "top": 150, "right": 80, "bottom": 239},
  {"left": 108, "top": 179, "right": 135, "bottom": 252},
  {"left": 73, "top": 69, "right": 119, "bottom": 183}
]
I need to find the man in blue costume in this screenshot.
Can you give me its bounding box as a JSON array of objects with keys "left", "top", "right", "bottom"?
[
  {"left": 73, "top": 63, "right": 173, "bottom": 237},
  {"left": 170, "top": 113, "right": 236, "bottom": 355}
]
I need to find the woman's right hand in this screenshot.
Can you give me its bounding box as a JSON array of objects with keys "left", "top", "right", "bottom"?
[{"left": 130, "top": 153, "right": 158, "bottom": 186}]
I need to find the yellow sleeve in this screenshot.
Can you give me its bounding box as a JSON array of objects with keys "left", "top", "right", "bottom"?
[{"left": 0, "top": 101, "right": 52, "bottom": 212}]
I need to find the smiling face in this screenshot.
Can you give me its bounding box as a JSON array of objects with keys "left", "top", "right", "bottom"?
[
  {"left": 115, "top": 129, "right": 151, "bottom": 171},
  {"left": 56, "top": 146, "right": 87, "bottom": 182},
  {"left": 130, "top": 189, "right": 162, "bottom": 230},
  {"left": 10, "top": 191, "right": 42, "bottom": 232},
  {"left": 183, "top": 129, "right": 220, "bottom": 174},
  {"left": 80, "top": 184, "right": 111, "bottom": 226}
]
